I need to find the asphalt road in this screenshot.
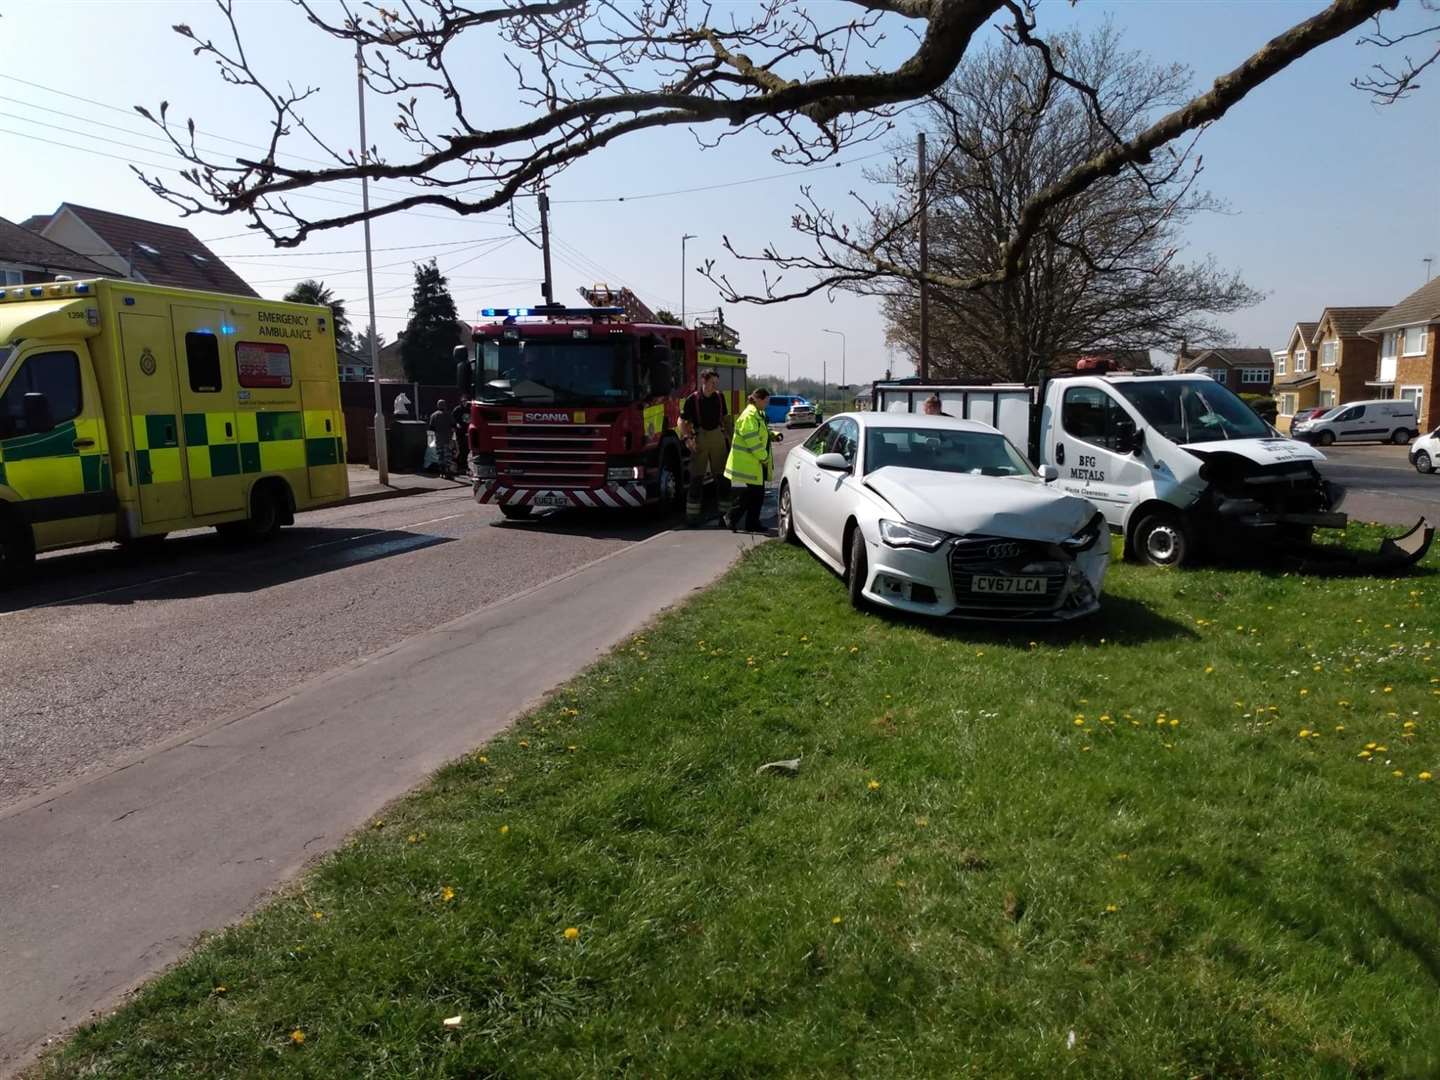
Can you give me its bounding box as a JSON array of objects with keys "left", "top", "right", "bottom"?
[
  {"left": 0, "top": 430, "right": 793, "bottom": 813},
  {"left": 1314, "top": 443, "right": 1440, "bottom": 511}
]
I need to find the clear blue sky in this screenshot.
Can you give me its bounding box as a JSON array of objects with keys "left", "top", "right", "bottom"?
[{"left": 3, "top": 1, "right": 1436, "bottom": 387}]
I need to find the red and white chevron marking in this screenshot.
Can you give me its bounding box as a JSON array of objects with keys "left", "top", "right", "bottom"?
[{"left": 474, "top": 483, "right": 647, "bottom": 509}]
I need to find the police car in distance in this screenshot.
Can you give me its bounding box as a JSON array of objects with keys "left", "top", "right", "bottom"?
[
  {"left": 785, "top": 399, "right": 817, "bottom": 427},
  {"left": 778, "top": 412, "right": 1108, "bottom": 621}
]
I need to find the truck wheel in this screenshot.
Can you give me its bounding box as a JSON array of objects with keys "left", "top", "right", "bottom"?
[
  {"left": 654, "top": 447, "right": 683, "bottom": 516},
  {"left": 1415, "top": 450, "right": 1434, "bottom": 475},
  {"left": 0, "top": 514, "right": 35, "bottom": 588},
  {"left": 845, "top": 525, "right": 870, "bottom": 610},
  {"left": 1317, "top": 430, "right": 1335, "bottom": 446},
  {"left": 778, "top": 481, "right": 798, "bottom": 545},
  {"left": 1392, "top": 428, "right": 1412, "bottom": 445},
  {"left": 499, "top": 504, "right": 533, "bottom": 520},
  {"left": 1131, "top": 510, "right": 1190, "bottom": 568}
]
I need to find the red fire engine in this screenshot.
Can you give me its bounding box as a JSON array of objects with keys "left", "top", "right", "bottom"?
[{"left": 465, "top": 304, "right": 747, "bottom": 518}]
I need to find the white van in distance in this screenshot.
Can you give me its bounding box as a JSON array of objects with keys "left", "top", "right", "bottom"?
[{"left": 1291, "top": 399, "right": 1418, "bottom": 446}]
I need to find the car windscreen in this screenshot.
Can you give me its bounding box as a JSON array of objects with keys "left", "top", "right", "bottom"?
[
  {"left": 479, "top": 338, "right": 633, "bottom": 405},
  {"left": 1114, "top": 379, "right": 1270, "bottom": 444},
  {"left": 864, "top": 426, "right": 1034, "bottom": 477}
]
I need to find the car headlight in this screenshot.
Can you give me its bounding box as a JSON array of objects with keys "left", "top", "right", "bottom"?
[
  {"left": 1061, "top": 512, "right": 1106, "bottom": 554},
  {"left": 878, "top": 519, "right": 948, "bottom": 551}
]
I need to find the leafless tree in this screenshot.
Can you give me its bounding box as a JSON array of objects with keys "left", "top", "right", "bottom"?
[
  {"left": 1352, "top": 0, "right": 1440, "bottom": 103},
  {"left": 138, "top": 0, "right": 1403, "bottom": 304},
  {"left": 824, "top": 26, "right": 1263, "bottom": 383}
]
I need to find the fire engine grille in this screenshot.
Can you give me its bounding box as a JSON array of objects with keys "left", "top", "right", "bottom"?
[
  {"left": 949, "top": 536, "right": 1067, "bottom": 609},
  {"left": 494, "top": 423, "right": 608, "bottom": 487}
]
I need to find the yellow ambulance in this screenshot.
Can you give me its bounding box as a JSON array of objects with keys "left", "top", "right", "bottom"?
[{"left": 0, "top": 278, "right": 348, "bottom": 583}]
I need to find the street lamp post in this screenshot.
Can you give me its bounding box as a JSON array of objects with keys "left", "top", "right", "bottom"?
[
  {"left": 772, "top": 350, "right": 791, "bottom": 395},
  {"left": 681, "top": 233, "right": 697, "bottom": 326},
  {"left": 356, "top": 41, "right": 389, "bottom": 485},
  {"left": 822, "top": 328, "right": 846, "bottom": 410}
]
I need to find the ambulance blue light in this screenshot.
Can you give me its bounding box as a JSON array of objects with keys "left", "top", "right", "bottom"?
[
  {"left": 220, "top": 323, "right": 236, "bottom": 334},
  {"left": 30, "top": 287, "right": 43, "bottom": 297},
  {"left": 0, "top": 291, "right": 6, "bottom": 299},
  {"left": 75, "top": 283, "right": 90, "bottom": 294}
]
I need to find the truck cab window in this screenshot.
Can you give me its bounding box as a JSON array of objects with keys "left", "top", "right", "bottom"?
[
  {"left": 0, "top": 349, "right": 81, "bottom": 436},
  {"left": 185, "top": 331, "right": 223, "bottom": 393},
  {"left": 1062, "top": 386, "right": 1134, "bottom": 452}
]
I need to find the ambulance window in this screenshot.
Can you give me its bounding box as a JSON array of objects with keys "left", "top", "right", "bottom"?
[
  {"left": 0, "top": 349, "right": 81, "bottom": 436},
  {"left": 185, "top": 332, "right": 223, "bottom": 393}
]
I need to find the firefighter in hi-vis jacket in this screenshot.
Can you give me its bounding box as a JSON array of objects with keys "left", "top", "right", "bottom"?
[{"left": 678, "top": 368, "right": 733, "bottom": 527}]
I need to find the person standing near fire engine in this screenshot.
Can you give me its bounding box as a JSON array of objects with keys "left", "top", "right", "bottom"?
[
  {"left": 429, "top": 399, "right": 456, "bottom": 480},
  {"left": 724, "top": 387, "right": 774, "bottom": 533},
  {"left": 679, "top": 369, "right": 732, "bottom": 526}
]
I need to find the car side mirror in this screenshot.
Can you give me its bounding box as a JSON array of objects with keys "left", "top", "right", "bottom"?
[
  {"left": 1121, "top": 426, "right": 1144, "bottom": 455},
  {"left": 22, "top": 391, "right": 54, "bottom": 434},
  {"left": 815, "top": 452, "right": 850, "bottom": 471},
  {"left": 1038, "top": 463, "right": 1059, "bottom": 482}
]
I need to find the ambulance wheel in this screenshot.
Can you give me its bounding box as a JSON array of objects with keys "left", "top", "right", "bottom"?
[
  {"left": 241, "top": 482, "right": 284, "bottom": 541},
  {"left": 778, "top": 481, "right": 798, "bottom": 544},
  {"left": 1131, "top": 510, "right": 1190, "bottom": 568},
  {"left": 499, "top": 504, "right": 533, "bottom": 520},
  {"left": 845, "top": 524, "right": 870, "bottom": 610},
  {"left": 0, "top": 513, "right": 35, "bottom": 588},
  {"left": 1317, "top": 430, "right": 1335, "bottom": 446}
]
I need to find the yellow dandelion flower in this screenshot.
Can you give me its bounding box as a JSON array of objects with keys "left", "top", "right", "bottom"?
[
  {"left": 1169, "top": 718, "right": 1179, "bottom": 727},
  {"left": 1359, "top": 751, "right": 1373, "bottom": 759},
  {"left": 1383, "top": 687, "right": 1394, "bottom": 694},
  {"left": 1104, "top": 904, "right": 1118, "bottom": 914},
  {"left": 867, "top": 779, "right": 881, "bottom": 791},
  {"left": 519, "top": 740, "right": 530, "bottom": 748},
  {"left": 441, "top": 886, "right": 456, "bottom": 903},
  {"left": 476, "top": 755, "right": 488, "bottom": 765},
  {"left": 290, "top": 1029, "right": 306, "bottom": 1045},
  {"left": 831, "top": 916, "right": 844, "bottom": 925},
  {"left": 564, "top": 926, "right": 580, "bottom": 941},
  {"left": 214, "top": 985, "right": 227, "bottom": 994},
  {"left": 1421, "top": 772, "right": 1433, "bottom": 782},
  {"left": 1377, "top": 745, "right": 1389, "bottom": 752},
  {"left": 371, "top": 819, "right": 384, "bottom": 830},
  {"left": 311, "top": 910, "right": 324, "bottom": 921},
  {"left": 1298, "top": 729, "right": 1311, "bottom": 739},
  {"left": 407, "top": 833, "right": 419, "bottom": 844},
  {"left": 1404, "top": 721, "right": 1417, "bottom": 729},
  {"left": 499, "top": 825, "right": 510, "bottom": 835},
  {"left": 1100, "top": 714, "right": 1112, "bottom": 723},
  {"left": 1074, "top": 717, "right": 1086, "bottom": 726},
  {"left": 850, "top": 646, "right": 860, "bottom": 654},
  {"left": 1114, "top": 852, "right": 1129, "bottom": 860},
  {"left": 1334, "top": 725, "right": 1345, "bottom": 733},
  {"left": 1204, "top": 666, "right": 1214, "bottom": 675},
  {"left": 567, "top": 745, "right": 578, "bottom": 752},
  {"left": 1313, "top": 664, "right": 1323, "bottom": 672},
  {"left": 1299, "top": 688, "right": 1310, "bottom": 697},
  {"left": 1394, "top": 770, "right": 1405, "bottom": 778},
  {"left": 1367, "top": 742, "right": 1378, "bottom": 750},
  {"left": 1156, "top": 718, "right": 1166, "bottom": 727}
]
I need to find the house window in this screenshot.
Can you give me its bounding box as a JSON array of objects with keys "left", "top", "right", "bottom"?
[
  {"left": 1241, "top": 368, "right": 1270, "bottom": 384},
  {"left": 1382, "top": 332, "right": 1398, "bottom": 361},
  {"left": 1320, "top": 389, "right": 1336, "bottom": 408},
  {"left": 1, "top": 268, "right": 21, "bottom": 287},
  {"left": 1320, "top": 340, "right": 1338, "bottom": 368},
  {"left": 1402, "top": 326, "right": 1428, "bottom": 356},
  {"left": 1280, "top": 393, "right": 1297, "bottom": 415},
  {"left": 1275, "top": 354, "right": 1286, "bottom": 376},
  {"left": 1294, "top": 349, "right": 1308, "bottom": 373}
]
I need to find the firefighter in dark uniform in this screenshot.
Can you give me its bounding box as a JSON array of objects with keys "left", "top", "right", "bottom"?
[{"left": 679, "top": 369, "right": 732, "bottom": 526}]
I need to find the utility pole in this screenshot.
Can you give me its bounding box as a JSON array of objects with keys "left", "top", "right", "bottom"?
[
  {"left": 357, "top": 40, "right": 388, "bottom": 485},
  {"left": 681, "top": 233, "right": 697, "bottom": 326},
  {"left": 536, "top": 189, "right": 555, "bottom": 306},
  {"left": 917, "top": 131, "right": 930, "bottom": 382},
  {"left": 772, "top": 350, "right": 791, "bottom": 395}
]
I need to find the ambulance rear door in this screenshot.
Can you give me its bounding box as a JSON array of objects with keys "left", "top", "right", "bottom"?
[
  {"left": 171, "top": 306, "right": 244, "bottom": 516},
  {"left": 119, "top": 312, "right": 191, "bottom": 526}
]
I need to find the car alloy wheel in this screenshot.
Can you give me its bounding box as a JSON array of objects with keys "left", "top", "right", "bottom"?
[
  {"left": 778, "top": 482, "right": 797, "bottom": 544},
  {"left": 1417, "top": 450, "right": 1434, "bottom": 475}
]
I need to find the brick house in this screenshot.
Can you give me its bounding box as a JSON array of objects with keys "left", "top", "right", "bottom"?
[
  {"left": 1174, "top": 346, "right": 1274, "bottom": 393},
  {"left": 20, "top": 203, "right": 257, "bottom": 297},
  {"left": 1361, "top": 277, "right": 1440, "bottom": 432},
  {"left": 1309, "top": 306, "right": 1388, "bottom": 412},
  {"left": 0, "top": 215, "right": 114, "bottom": 287},
  {"left": 1272, "top": 321, "right": 1319, "bottom": 431}
]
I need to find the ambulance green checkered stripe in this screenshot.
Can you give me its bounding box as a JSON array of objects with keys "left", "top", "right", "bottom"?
[
  {"left": 1, "top": 421, "right": 79, "bottom": 462},
  {"left": 81, "top": 454, "right": 112, "bottom": 494},
  {"left": 257, "top": 411, "right": 303, "bottom": 442},
  {"left": 210, "top": 444, "right": 241, "bottom": 477},
  {"left": 145, "top": 414, "right": 178, "bottom": 450},
  {"left": 306, "top": 437, "right": 342, "bottom": 467},
  {"left": 184, "top": 412, "right": 210, "bottom": 447},
  {"left": 135, "top": 449, "right": 152, "bottom": 485},
  {"left": 0, "top": 461, "right": 6, "bottom": 487}
]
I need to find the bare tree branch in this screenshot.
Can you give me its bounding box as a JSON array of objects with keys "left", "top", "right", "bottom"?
[{"left": 1352, "top": 0, "right": 1440, "bottom": 102}]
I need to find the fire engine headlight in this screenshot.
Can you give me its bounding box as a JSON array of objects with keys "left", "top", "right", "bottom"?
[
  {"left": 473, "top": 463, "right": 497, "bottom": 480},
  {"left": 1061, "top": 512, "right": 1106, "bottom": 554},
  {"left": 878, "top": 519, "right": 948, "bottom": 551},
  {"left": 607, "top": 465, "right": 643, "bottom": 482}
]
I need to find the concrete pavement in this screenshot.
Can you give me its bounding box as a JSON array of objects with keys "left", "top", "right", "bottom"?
[{"left": 0, "top": 522, "right": 768, "bottom": 1075}]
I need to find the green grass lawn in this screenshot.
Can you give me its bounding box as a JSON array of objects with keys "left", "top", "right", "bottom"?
[{"left": 37, "top": 527, "right": 1440, "bottom": 1078}]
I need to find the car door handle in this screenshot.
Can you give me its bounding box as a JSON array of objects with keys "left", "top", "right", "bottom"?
[
  {"left": 225, "top": 421, "right": 233, "bottom": 439},
  {"left": 73, "top": 438, "right": 95, "bottom": 449},
  {"left": 1055, "top": 442, "right": 1066, "bottom": 465}
]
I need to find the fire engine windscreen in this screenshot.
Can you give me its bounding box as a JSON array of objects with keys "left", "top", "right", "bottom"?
[
  {"left": 479, "top": 338, "right": 637, "bottom": 406},
  {"left": 1115, "top": 379, "right": 1270, "bottom": 445}
]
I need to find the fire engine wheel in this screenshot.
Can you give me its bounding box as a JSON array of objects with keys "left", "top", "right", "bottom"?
[
  {"left": 652, "top": 446, "right": 683, "bottom": 517},
  {"left": 1131, "top": 510, "right": 1191, "bottom": 568},
  {"left": 1317, "top": 430, "right": 1336, "bottom": 446},
  {"left": 499, "top": 504, "right": 533, "bottom": 520},
  {"left": 0, "top": 512, "right": 35, "bottom": 588},
  {"left": 778, "top": 482, "right": 797, "bottom": 544},
  {"left": 1415, "top": 451, "right": 1434, "bottom": 475}
]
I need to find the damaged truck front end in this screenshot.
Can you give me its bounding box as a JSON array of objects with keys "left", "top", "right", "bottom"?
[{"left": 1182, "top": 442, "right": 1433, "bottom": 572}]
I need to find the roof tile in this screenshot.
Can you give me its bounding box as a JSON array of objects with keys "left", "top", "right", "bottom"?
[{"left": 1360, "top": 278, "right": 1440, "bottom": 336}]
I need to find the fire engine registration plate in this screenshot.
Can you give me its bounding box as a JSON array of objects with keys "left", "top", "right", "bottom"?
[
  {"left": 534, "top": 492, "right": 569, "bottom": 508},
  {"left": 971, "top": 575, "right": 1045, "bottom": 594}
]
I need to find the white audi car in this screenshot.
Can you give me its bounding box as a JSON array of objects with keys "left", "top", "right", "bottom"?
[{"left": 778, "top": 413, "right": 1109, "bottom": 621}]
